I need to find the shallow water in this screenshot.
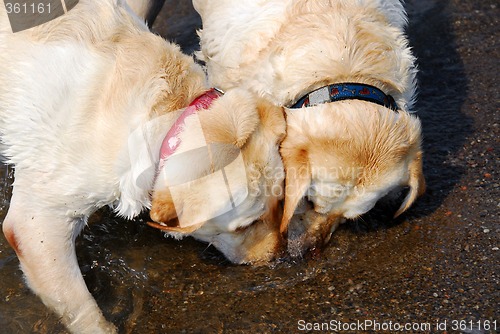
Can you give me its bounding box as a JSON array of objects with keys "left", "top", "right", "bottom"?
[{"left": 0, "top": 0, "right": 498, "bottom": 333}]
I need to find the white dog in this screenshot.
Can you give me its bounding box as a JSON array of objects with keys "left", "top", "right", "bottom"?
[
  {"left": 194, "top": 0, "right": 425, "bottom": 255},
  {"left": 0, "top": 0, "right": 286, "bottom": 332}
]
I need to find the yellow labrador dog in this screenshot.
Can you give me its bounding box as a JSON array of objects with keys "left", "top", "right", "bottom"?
[
  {"left": 194, "top": 0, "right": 425, "bottom": 255},
  {"left": 0, "top": 0, "right": 284, "bottom": 332}
]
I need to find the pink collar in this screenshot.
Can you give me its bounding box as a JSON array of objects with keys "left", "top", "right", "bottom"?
[{"left": 159, "top": 88, "right": 223, "bottom": 164}]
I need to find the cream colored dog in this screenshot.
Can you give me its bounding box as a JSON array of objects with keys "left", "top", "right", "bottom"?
[
  {"left": 0, "top": 0, "right": 285, "bottom": 332},
  {"left": 194, "top": 0, "right": 425, "bottom": 255}
]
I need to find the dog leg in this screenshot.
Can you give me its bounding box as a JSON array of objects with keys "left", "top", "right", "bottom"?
[{"left": 2, "top": 187, "right": 116, "bottom": 334}]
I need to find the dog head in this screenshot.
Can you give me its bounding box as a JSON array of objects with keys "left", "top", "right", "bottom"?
[
  {"left": 280, "top": 101, "right": 425, "bottom": 255},
  {"left": 149, "top": 88, "right": 286, "bottom": 264}
]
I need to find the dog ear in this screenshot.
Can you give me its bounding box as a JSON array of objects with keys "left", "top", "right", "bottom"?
[
  {"left": 200, "top": 89, "right": 260, "bottom": 148},
  {"left": 256, "top": 98, "right": 286, "bottom": 142},
  {"left": 394, "top": 150, "right": 426, "bottom": 217},
  {"left": 280, "top": 149, "right": 311, "bottom": 235}
]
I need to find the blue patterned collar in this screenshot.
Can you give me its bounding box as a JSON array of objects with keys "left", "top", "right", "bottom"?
[{"left": 289, "top": 83, "right": 399, "bottom": 111}]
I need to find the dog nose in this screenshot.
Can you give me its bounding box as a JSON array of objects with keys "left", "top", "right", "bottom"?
[{"left": 286, "top": 211, "right": 344, "bottom": 258}]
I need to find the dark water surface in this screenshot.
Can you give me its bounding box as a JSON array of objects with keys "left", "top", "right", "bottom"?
[{"left": 0, "top": 0, "right": 498, "bottom": 333}]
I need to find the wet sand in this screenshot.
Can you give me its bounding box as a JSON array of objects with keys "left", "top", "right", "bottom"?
[{"left": 0, "top": 0, "right": 498, "bottom": 333}]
